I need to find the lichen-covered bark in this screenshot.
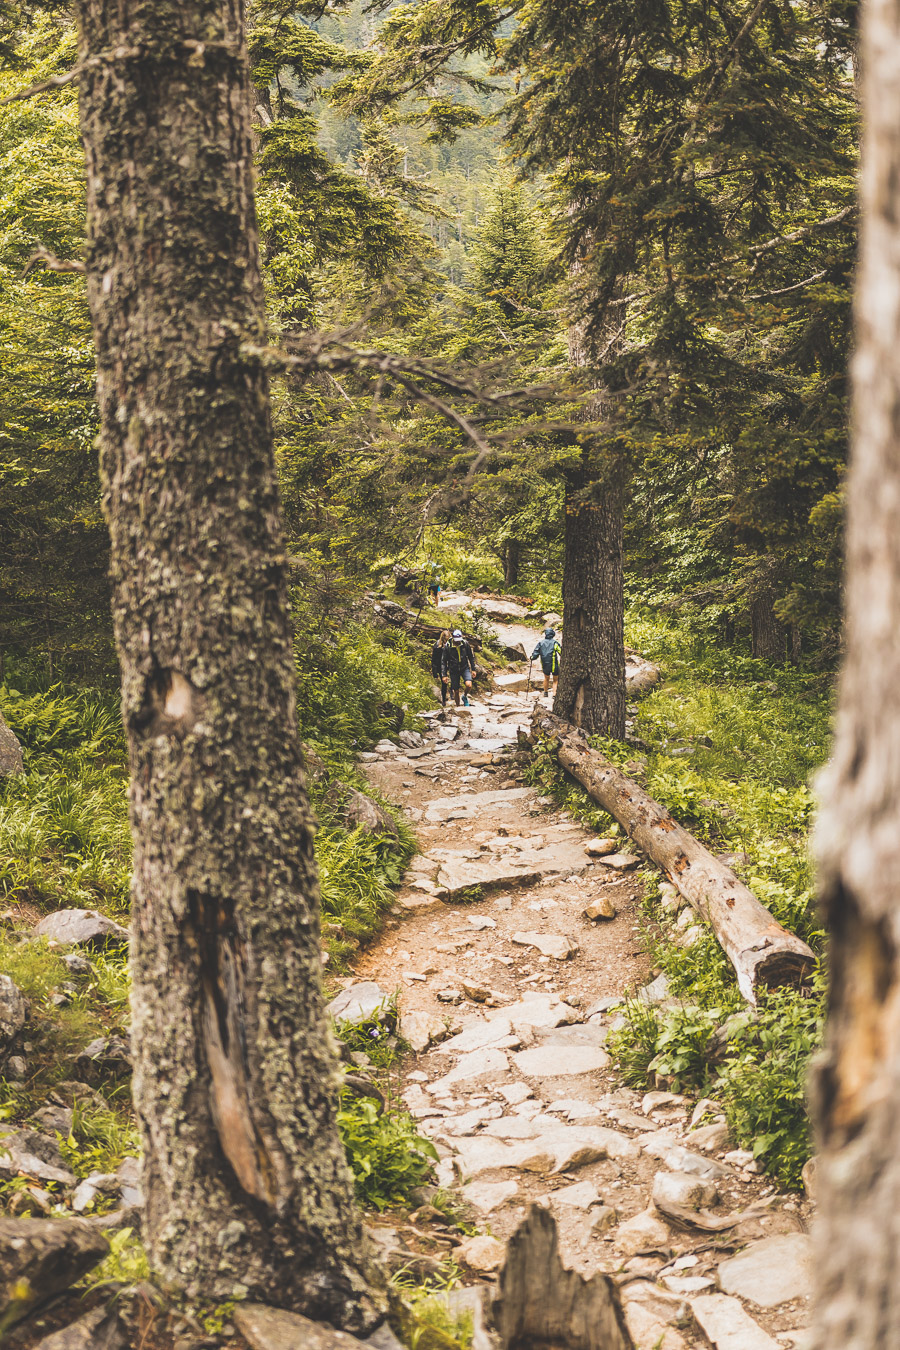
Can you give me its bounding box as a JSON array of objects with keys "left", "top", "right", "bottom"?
[
  {"left": 553, "top": 453, "right": 626, "bottom": 738},
  {"left": 812, "top": 0, "right": 900, "bottom": 1344},
  {"left": 554, "top": 304, "right": 627, "bottom": 739},
  {"left": 73, "top": 0, "right": 383, "bottom": 1327}
]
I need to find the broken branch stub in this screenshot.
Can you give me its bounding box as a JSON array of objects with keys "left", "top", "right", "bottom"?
[
  {"left": 530, "top": 707, "right": 815, "bottom": 1003},
  {"left": 493, "top": 1205, "right": 634, "bottom": 1350}
]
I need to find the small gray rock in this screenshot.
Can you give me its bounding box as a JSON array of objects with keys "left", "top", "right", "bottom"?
[
  {"left": 638, "top": 974, "right": 671, "bottom": 1006},
  {"left": 33, "top": 909, "right": 129, "bottom": 949},
  {"left": 652, "top": 1169, "right": 718, "bottom": 1212},
  {"left": 0, "top": 974, "right": 26, "bottom": 1066},
  {"left": 717, "top": 1233, "right": 813, "bottom": 1308},
  {"left": 328, "top": 982, "right": 391, "bottom": 1027},
  {"left": 32, "top": 1104, "right": 74, "bottom": 1136},
  {"left": 35, "top": 1306, "right": 126, "bottom": 1349},
  {"left": 73, "top": 1035, "right": 131, "bottom": 1084},
  {"left": 72, "top": 1171, "right": 119, "bottom": 1214},
  {"left": 0, "top": 711, "right": 23, "bottom": 777},
  {"left": 0, "top": 1129, "right": 76, "bottom": 1186},
  {"left": 62, "top": 953, "right": 92, "bottom": 975}
]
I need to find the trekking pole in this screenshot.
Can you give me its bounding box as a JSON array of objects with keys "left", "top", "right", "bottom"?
[{"left": 526, "top": 658, "right": 533, "bottom": 696}]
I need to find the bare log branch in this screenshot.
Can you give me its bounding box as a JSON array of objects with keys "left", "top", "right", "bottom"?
[{"left": 23, "top": 247, "right": 86, "bottom": 276}]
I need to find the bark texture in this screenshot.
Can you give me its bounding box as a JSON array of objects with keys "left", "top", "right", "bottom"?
[
  {"left": 532, "top": 707, "right": 815, "bottom": 1002},
  {"left": 554, "top": 459, "right": 626, "bottom": 737},
  {"left": 750, "top": 588, "right": 785, "bottom": 661},
  {"left": 492, "top": 1205, "right": 634, "bottom": 1350},
  {"left": 812, "top": 0, "right": 900, "bottom": 1343},
  {"left": 74, "top": 0, "right": 382, "bottom": 1326},
  {"left": 554, "top": 313, "right": 627, "bottom": 738}
]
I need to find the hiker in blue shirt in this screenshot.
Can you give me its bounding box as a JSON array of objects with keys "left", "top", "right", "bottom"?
[{"left": 531, "top": 627, "right": 562, "bottom": 698}]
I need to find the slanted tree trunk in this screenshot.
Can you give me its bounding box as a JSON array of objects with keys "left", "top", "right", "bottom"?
[
  {"left": 74, "top": 0, "right": 383, "bottom": 1328},
  {"left": 554, "top": 312, "right": 626, "bottom": 738},
  {"left": 812, "top": 0, "right": 900, "bottom": 1344}
]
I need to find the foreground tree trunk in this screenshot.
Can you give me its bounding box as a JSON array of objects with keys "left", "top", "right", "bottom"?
[
  {"left": 812, "top": 0, "right": 900, "bottom": 1344},
  {"left": 74, "top": 0, "right": 383, "bottom": 1327}
]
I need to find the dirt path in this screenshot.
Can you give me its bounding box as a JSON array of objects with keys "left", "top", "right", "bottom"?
[{"left": 343, "top": 666, "right": 814, "bottom": 1350}]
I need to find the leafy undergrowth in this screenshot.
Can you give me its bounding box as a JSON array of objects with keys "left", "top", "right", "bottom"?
[
  {"left": 334, "top": 1004, "right": 440, "bottom": 1213},
  {"left": 527, "top": 610, "right": 831, "bottom": 1188},
  {"left": 0, "top": 623, "right": 434, "bottom": 1236}
]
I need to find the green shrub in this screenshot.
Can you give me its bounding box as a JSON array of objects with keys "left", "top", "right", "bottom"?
[{"left": 337, "top": 1096, "right": 438, "bottom": 1211}]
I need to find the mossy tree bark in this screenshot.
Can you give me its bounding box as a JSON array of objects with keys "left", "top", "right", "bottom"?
[
  {"left": 813, "top": 0, "right": 900, "bottom": 1344},
  {"left": 74, "top": 0, "right": 384, "bottom": 1327},
  {"left": 554, "top": 453, "right": 626, "bottom": 737},
  {"left": 553, "top": 313, "right": 626, "bottom": 738}
]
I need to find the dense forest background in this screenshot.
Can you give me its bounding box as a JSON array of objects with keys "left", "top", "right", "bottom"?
[
  {"left": 0, "top": 0, "right": 863, "bottom": 1338},
  {"left": 0, "top": 0, "right": 857, "bottom": 685}
]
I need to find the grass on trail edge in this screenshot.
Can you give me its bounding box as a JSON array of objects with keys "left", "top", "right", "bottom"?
[{"left": 525, "top": 609, "right": 829, "bottom": 1189}]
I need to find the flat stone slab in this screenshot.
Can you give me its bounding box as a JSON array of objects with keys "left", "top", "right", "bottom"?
[
  {"left": 717, "top": 1233, "right": 813, "bottom": 1308},
  {"left": 595, "top": 853, "right": 639, "bottom": 871},
  {"left": 504, "top": 994, "right": 579, "bottom": 1030},
  {"left": 438, "top": 839, "right": 594, "bottom": 897},
  {"left": 690, "top": 1294, "right": 780, "bottom": 1350},
  {"left": 549, "top": 1179, "right": 601, "bottom": 1210},
  {"left": 439, "top": 1016, "right": 513, "bottom": 1055},
  {"left": 0, "top": 1130, "right": 76, "bottom": 1186},
  {"left": 511, "top": 931, "right": 579, "bottom": 960},
  {"left": 328, "top": 982, "right": 392, "bottom": 1026},
  {"left": 462, "top": 1178, "right": 519, "bottom": 1215},
  {"left": 425, "top": 788, "right": 531, "bottom": 823},
  {"left": 426, "top": 1046, "right": 509, "bottom": 1094},
  {"left": 512, "top": 1045, "right": 611, "bottom": 1078},
  {"left": 234, "top": 1304, "right": 364, "bottom": 1350}
]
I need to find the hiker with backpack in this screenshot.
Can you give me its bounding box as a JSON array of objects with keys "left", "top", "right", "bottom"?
[
  {"left": 531, "top": 627, "right": 561, "bottom": 698},
  {"left": 441, "top": 629, "right": 477, "bottom": 707},
  {"left": 431, "top": 630, "right": 451, "bottom": 705},
  {"left": 426, "top": 559, "right": 443, "bottom": 606}
]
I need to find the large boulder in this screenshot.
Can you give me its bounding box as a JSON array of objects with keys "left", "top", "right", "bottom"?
[
  {"left": 0, "top": 1217, "right": 108, "bottom": 1327},
  {"left": 33, "top": 909, "right": 129, "bottom": 949},
  {"left": 0, "top": 974, "right": 26, "bottom": 1067},
  {"left": 0, "top": 710, "right": 23, "bottom": 777}
]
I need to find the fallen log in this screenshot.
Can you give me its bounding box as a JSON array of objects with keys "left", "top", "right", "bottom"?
[
  {"left": 530, "top": 707, "right": 815, "bottom": 1003},
  {"left": 372, "top": 600, "right": 483, "bottom": 650}
]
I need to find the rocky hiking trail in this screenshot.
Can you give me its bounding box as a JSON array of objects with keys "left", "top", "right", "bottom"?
[{"left": 338, "top": 600, "right": 815, "bottom": 1350}]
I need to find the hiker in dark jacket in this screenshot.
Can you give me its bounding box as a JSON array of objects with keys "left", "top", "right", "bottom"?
[
  {"left": 441, "top": 629, "right": 477, "bottom": 706},
  {"left": 432, "top": 630, "right": 451, "bottom": 705},
  {"left": 531, "top": 627, "right": 562, "bottom": 697}
]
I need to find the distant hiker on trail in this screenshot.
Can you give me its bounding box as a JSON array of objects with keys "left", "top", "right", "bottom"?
[
  {"left": 432, "top": 629, "right": 451, "bottom": 705},
  {"left": 442, "top": 629, "right": 477, "bottom": 707},
  {"left": 426, "top": 560, "right": 443, "bottom": 606},
  {"left": 532, "top": 627, "right": 561, "bottom": 697}
]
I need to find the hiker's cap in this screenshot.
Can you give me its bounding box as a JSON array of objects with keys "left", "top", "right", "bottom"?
[{"left": 452, "top": 629, "right": 463, "bottom": 639}]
